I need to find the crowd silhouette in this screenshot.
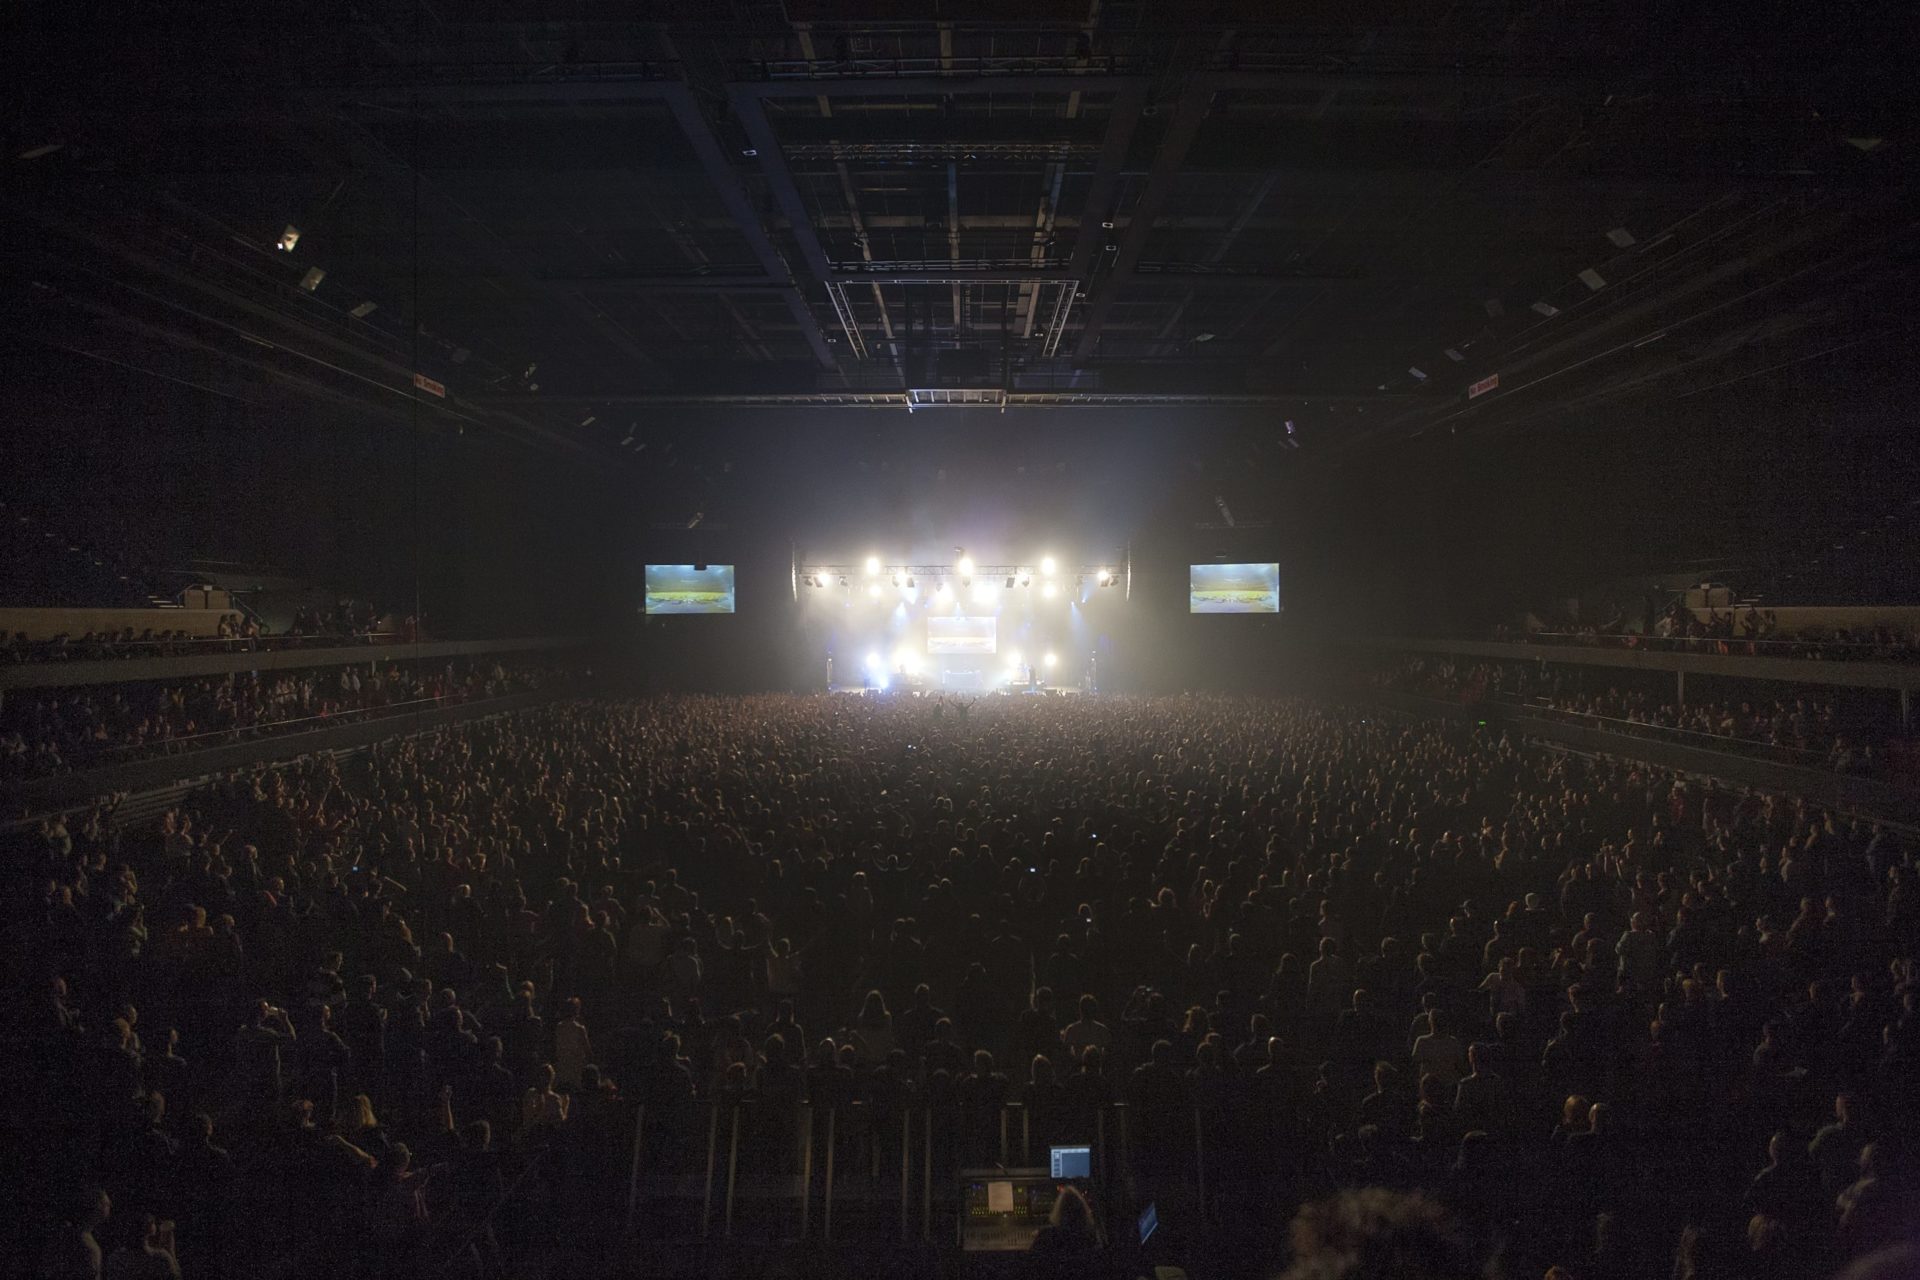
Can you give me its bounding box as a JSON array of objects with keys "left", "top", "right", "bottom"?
[{"left": 6, "top": 694, "right": 1917, "bottom": 1278}]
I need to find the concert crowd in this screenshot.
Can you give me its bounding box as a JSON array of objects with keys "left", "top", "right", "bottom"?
[{"left": 7, "top": 694, "right": 1918, "bottom": 1279}]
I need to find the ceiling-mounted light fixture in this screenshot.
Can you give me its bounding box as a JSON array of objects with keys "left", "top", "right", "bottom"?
[
  {"left": 299, "top": 267, "right": 325, "bottom": 291},
  {"left": 277, "top": 225, "right": 301, "bottom": 252}
]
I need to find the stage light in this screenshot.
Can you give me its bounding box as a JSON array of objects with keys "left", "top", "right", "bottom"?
[
  {"left": 300, "top": 267, "right": 326, "bottom": 291},
  {"left": 1017, "top": 571, "right": 1032, "bottom": 588},
  {"left": 865, "top": 555, "right": 881, "bottom": 575},
  {"left": 1005, "top": 575, "right": 1016, "bottom": 589},
  {"left": 1044, "top": 652, "right": 1058, "bottom": 669},
  {"left": 865, "top": 651, "right": 883, "bottom": 670},
  {"left": 957, "top": 554, "right": 975, "bottom": 578},
  {"left": 972, "top": 582, "right": 999, "bottom": 606},
  {"left": 1096, "top": 569, "right": 1113, "bottom": 586},
  {"left": 893, "top": 647, "right": 921, "bottom": 674},
  {"left": 905, "top": 576, "right": 916, "bottom": 590},
  {"left": 935, "top": 582, "right": 952, "bottom": 601},
  {"left": 1040, "top": 555, "right": 1058, "bottom": 576},
  {"left": 277, "top": 225, "right": 300, "bottom": 252},
  {"left": 892, "top": 571, "right": 906, "bottom": 588},
  {"left": 1042, "top": 582, "right": 1059, "bottom": 599},
  {"left": 838, "top": 576, "right": 849, "bottom": 588}
]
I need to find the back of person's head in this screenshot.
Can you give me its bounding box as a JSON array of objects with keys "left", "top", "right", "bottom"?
[
  {"left": 1282, "top": 1189, "right": 1479, "bottom": 1280},
  {"left": 1079, "top": 993, "right": 1098, "bottom": 1020}
]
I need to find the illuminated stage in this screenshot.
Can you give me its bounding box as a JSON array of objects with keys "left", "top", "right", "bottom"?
[{"left": 796, "top": 552, "right": 1118, "bottom": 694}]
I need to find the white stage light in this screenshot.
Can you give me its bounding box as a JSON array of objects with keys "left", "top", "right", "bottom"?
[
  {"left": 935, "top": 582, "right": 953, "bottom": 601},
  {"left": 1042, "top": 582, "right": 1058, "bottom": 599},
  {"left": 1044, "top": 652, "right": 1058, "bottom": 669},
  {"left": 865, "top": 651, "right": 883, "bottom": 670},
  {"left": 1096, "top": 569, "right": 1113, "bottom": 586},
  {"left": 865, "top": 555, "right": 881, "bottom": 575},
  {"left": 893, "top": 647, "right": 921, "bottom": 674},
  {"left": 957, "top": 554, "right": 975, "bottom": 578},
  {"left": 1040, "top": 555, "right": 1058, "bottom": 576},
  {"left": 1017, "top": 571, "right": 1033, "bottom": 588},
  {"left": 892, "top": 571, "right": 906, "bottom": 588}
]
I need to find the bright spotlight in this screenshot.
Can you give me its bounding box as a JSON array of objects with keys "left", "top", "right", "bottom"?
[
  {"left": 1044, "top": 652, "right": 1058, "bottom": 669},
  {"left": 893, "top": 647, "right": 921, "bottom": 674},
  {"left": 865, "top": 651, "right": 883, "bottom": 670},
  {"left": 1017, "top": 571, "right": 1033, "bottom": 588},
  {"left": 1040, "top": 555, "right": 1058, "bottom": 576},
  {"left": 957, "top": 554, "right": 975, "bottom": 578},
  {"left": 1096, "top": 568, "right": 1113, "bottom": 586},
  {"left": 865, "top": 556, "right": 881, "bottom": 575},
  {"left": 1042, "top": 581, "right": 1059, "bottom": 599}
]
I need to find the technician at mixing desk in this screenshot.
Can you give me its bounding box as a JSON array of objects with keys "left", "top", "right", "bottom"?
[{"left": 1025, "top": 1185, "right": 1102, "bottom": 1277}]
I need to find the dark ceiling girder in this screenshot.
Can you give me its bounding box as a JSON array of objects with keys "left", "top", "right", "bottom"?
[
  {"left": 469, "top": 390, "right": 1409, "bottom": 408},
  {"left": 728, "top": 74, "right": 1154, "bottom": 361},
  {"left": 729, "top": 74, "right": 1149, "bottom": 100},
  {"left": 655, "top": 82, "right": 840, "bottom": 370},
  {"left": 1072, "top": 75, "right": 1219, "bottom": 360},
  {"left": 728, "top": 87, "right": 867, "bottom": 356},
  {"left": 298, "top": 107, "right": 668, "bottom": 384},
  {"left": 550, "top": 269, "right": 1355, "bottom": 292},
  {"left": 319, "top": 79, "right": 839, "bottom": 371}
]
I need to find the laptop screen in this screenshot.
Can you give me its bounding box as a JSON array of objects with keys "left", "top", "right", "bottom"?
[{"left": 1049, "top": 1145, "right": 1092, "bottom": 1180}]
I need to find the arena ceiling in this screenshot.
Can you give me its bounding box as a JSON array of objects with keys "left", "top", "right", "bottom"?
[{"left": 3, "top": 1, "right": 1914, "bottom": 471}]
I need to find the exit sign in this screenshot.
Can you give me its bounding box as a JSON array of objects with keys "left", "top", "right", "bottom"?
[{"left": 1467, "top": 373, "right": 1500, "bottom": 399}]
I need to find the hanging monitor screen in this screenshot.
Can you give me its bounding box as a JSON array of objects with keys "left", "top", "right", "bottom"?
[
  {"left": 1189, "top": 563, "right": 1279, "bottom": 613},
  {"left": 644, "top": 564, "right": 736, "bottom": 614},
  {"left": 927, "top": 615, "right": 997, "bottom": 654}
]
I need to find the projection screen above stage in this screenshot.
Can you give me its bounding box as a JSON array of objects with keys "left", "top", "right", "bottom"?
[
  {"left": 1189, "top": 563, "right": 1280, "bottom": 613},
  {"left": 644, "top": 564, "right": 736, "bottom": 614},
  {"left": 926, "top": 616, "right": 998, "bottom": 654}
]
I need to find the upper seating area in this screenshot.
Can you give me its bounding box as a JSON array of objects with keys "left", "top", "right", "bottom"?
[
  {"left": 0, "top": 499, "right": 168, "bottom": 610},
  {"left": 1494, "top": 595, "right": 1920, "bottom": 665}
]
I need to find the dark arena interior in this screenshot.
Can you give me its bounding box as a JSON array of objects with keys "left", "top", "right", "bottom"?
[{"left": 6, "top": 3, "right": 1920, "bottom": 1278}]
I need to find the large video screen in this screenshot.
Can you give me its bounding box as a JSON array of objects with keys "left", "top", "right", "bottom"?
[
  {"left": 1189, "top": 562, "right": 1280, "bottom": 613},
  {"left": 644, "top": 564, "right": 736, "bottom": 614},
  {"left": 927, "top": 616, "right": 997, "bottom": 654}
]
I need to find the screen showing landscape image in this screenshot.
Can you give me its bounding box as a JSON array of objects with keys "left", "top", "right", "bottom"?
[
  {"left": 926, "top": 615, "right": 997, "bottom": 654},
  {"left": 1189, "top": 562, "right": 1280, "bottom": 613},
  {"left": 645, "top": 564, "right": 736, "bottom": 614}
]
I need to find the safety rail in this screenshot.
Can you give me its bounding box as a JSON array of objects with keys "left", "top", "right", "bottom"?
[
  {"left": 3, "top": 631, "right": 404, "bottom": 665},
  {"left": 1500, "top": 698, "right": 1860, "bottom": 772},
  {"left": 1516, "top": 630, "right": 1920, "bottom": 663},
  {"left": 69, "top": 688, "right": 536, "bottom": 766}
]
